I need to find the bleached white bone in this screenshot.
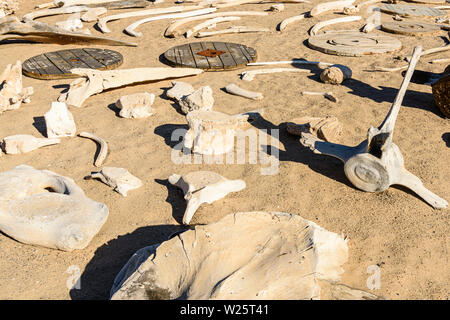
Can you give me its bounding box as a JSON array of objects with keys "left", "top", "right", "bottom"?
[
  {"left": 1, "top": 135, "right": 60, "bottom": 154},
  {"left": 81, "top": 7, "right": 107, "bottom": 22},
  {"left": 240, "top": 68, "right": 310, "bottom": 81},
  {"left": 224, "top": 83, "right": 263, "bottom": 100},
  {"left": 196, "top": 25, "right": 270, "bottom": 37},
  {"left": 302, "top": 91, "right": 338, "bottom": 103},
  {"left": 44, "top": 102, "right": 76, "bottom": 138},
  {"left": 185, "top": 16, "right": 241, "bottom": 37},
  {"left": 58, "top": 67, "right": 203, "bottom": 108},
  {"left": 300, "top": 46, "right": 447, "bottom": 209},
  {"left": 166, "top": 81, "right": 195, "bottom": 101},
  {"left": 55, "top": 13, "right": 84, "bottom": 32},
  {"left": 116, "top": 92, "right": 155, "bottom": 118},
  {"left": 168, "top": 171, "right": 246, "bottom": 224},
  {"left": 125, "top": 8, "right": 217, "bottom": 37},
  {"left": 0, "top": 61, "right": 33, "bottom": 114},
  {"left": 310, "top": 16, "right": 361, "bottom": 35},
  {"left": 78, "top": 131, "right": 108, "bottom": 167},
  {"left": 342, "top": 0, "right": 380, "bottom": 14},
  {"left": 287, "top": 116, "right": 343, "bottom": 142},
  {"left": 405, "top": 44, "right": 450, "bottom": 62},
  {"left": 165, "top": 11, "right": 268, "bottom": 37},
  {"left": 430, "top": 58, "right": 450, "bottom": 64},
  {"left": 269, "top": 4, "right": 285, "bottom": 12},
  {"left": 22, "top": 5, "right": 89, "bottom": 22},
  {"left": 85, "top": 167, "right": 142, "bottom": 196},
  {"left": 310, "top": 0, "right": 355, "bottom": 16},
  {"left": 278, "top": 12, "right": 308, "bottom": 31},
  {"left": 370, "top": 65, "right": 408, "bottom": 72}
]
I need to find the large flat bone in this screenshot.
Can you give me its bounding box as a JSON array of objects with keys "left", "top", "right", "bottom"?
[
  {"left": 168, "top": 171, "right": 246, "bottom": 224},
  {"left": 196, "top": 25, "right": 270, "bottom": 37},
  {"left": 58, "top": 67, "right": 203, "bottom": 108},
  {"left": 1, "top": 135, "right": 60, "bottom": 154},
  {"left": 0, "top": 165, "right": 109, "bottom": 251}
]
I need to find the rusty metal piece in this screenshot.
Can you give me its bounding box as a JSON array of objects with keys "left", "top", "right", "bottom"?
[{"left": 196, "top": 49, "right": 226, "bottom": 57}]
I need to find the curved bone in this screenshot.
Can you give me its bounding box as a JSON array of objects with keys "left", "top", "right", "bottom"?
[
  {"left": 1, "top": 135, "right": 60, "bottom": 154},
  {"left": 125, "top": 8, "right": 217, "bottom": 37},
  {"left": 300, "top": 46, "right": 448, "bottom": 209},
  {"left": 168, "top": 171, "right": 246, "bottom": 224},
  {"left": 97, "top": 5, "right": 203, "bottom": 33},
  {"left": 310, "top": 0, "right": 356, "bottom": 16},
  {"left": 78, "top": 131, "right": 108, "bottom": 167},
  {"left": 310, "top": 16, "right": 361, "bottom": 35},
  {"left": 58, "top": 67, "right": 203, "bottom": 108},
  {"left": 0, "top": 165, "right": 109, "bottom": 251},
  {"left": 81, "top": 7, "right": 107, "bottom": 22},
  {"left": 240, "top": 68, "right": 310, "bottom": 81},
  {"left": 22, "top": 5, "right": 89, "bottom": 22},
  {"left": 302, "top": 91, "right": 338, "bottom": 103},
  {"left": 85, "top": 167, "right": 142, "bottom": 196},
  {"left": 224, "top": 83, "right": 263, "bottom": 100},
  {"left": 248, "top": 59, "right": 333, "bottom": 68},
  {"left": 278, "top": 12, "right": 308, "bottom": 32},
  {"left": 196, "top": 25, "right": 270, "bottom": 37},
  {"left": 185, "top": 16, "right": 241, "bottom": 38},
  {"left": 165, "top": 11, "right": 268, "bottom": 37}
]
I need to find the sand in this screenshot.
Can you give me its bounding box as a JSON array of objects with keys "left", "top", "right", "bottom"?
[{"left": 0, "top": 0, "right": 448, "bottom": 300}]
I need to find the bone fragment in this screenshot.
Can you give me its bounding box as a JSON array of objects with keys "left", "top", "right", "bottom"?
[
  {"left": 310, "top": 0, "right": 356, "bottom": 16},
  {"left": 302, "top": 91, "right": 339, "bottom": 103},
  {"left": 240, "top": 68, "right": 310, "bottom": 81},
  {"left": 248, "top": 59, "right": 333, "bottom": 68},
  {"left": 343, "top": 0, "right": 380, "bottom": 14},
  {"left": 269, "top": 4, "right": 285, "bottom": 12},
  {"left": 196, "top": 25, "right": 270, "bottom": 37},
  {"left": 0, "top": 61, "right": 33, "bottom": 114},
  {"left": 370, "top": 65, "right": 408, "bottom": 72},
  {"left": 54, "top": 0, "right": 135, "bottom": 6},
  {"left": 320, "top": 64, "right": 352, "bottom": 84},
  {"left": 78, "top": 131, "right": 108, "bottom": 167},
  {"left": 166, "top": 81, "right": 195, "bottom": 101},
  {"left": 115, "top": 92, "right": 155, "bottom": 119},
  {"left": 278, "top": 12, "right": 308, "bottom": 32},
  {"left": 185, "top": 16, "right": 241, "bottom": 38},
  {"left": 179, "top": 86, "right": 214, "bottom": 114},
  {"left": 430, "top": 58, "right": 450, "bottom": 64},
  {"left": 287, "top": 116, "right": 342, "bottom": 142},
  {"left": 1, "top": 0, "right": 18, "bottom": 16},
  {"left": 405, "top": 44, "right": 450, "bottom": 62},
  {"left": 1, "top": 135, "right": 60, "bottom": 154},
  {"left": 55, "top": 13, "right": 84, "bottom": 32},
  {"left": 81, "top": 7, "right": 107, "bottom": 22},
  {"left": 310, "top": 16, "right": 361, "bottom": 36},
  {"left": 224, "top": 83, "right": 263, "bottom": 100},
  {"left": 85, "top": 167, "right": 142, "bottom": 196}
]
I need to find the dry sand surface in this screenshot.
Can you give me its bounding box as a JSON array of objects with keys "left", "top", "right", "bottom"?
[{"left": 0, "top": 0, "right": 449, "bottom": 300}]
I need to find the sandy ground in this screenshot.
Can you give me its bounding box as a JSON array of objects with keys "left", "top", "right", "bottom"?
[{"left": 0, "top": 0, "right": 449, "bottom": 300}]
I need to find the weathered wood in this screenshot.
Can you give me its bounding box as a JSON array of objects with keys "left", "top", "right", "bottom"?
[
  {"left": 379, "top": 4, "right": 447, "bottom": 17},
  {"left": 381, "top": 21, "right": 441, "bottom": 36},
  {"left": 432, "top": 73, "right": 450, "bottom": 117}
]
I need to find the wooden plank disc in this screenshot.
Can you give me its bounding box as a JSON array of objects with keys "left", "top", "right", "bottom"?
[
  {"left": 162, "top": 42, "right": 257, "bottom": 71},
  {"left": 381, "top": 21, "right": 441, "bottom": 36},
  {"left": 308, "top": 31, "right": 402, "bottom": 57},
  {"left": 379, "top": 4, "right": 447, "bottom": 17},
  {"left": 22, "top": 48, "right": 123, "bottom": 80}
]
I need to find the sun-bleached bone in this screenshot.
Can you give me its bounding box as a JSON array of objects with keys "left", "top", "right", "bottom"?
[
  {"left": 196, "top": 25, "right": 270, "bottom": 37},
  {"left": 0, "top": 165, "right": 108, "bottom": 251},
  {"left": 287, "top": 116, "right": 342, "bottom": 142},
  {"left": 240, "top": 68, "right": 310, "bottom": 81},
  {"left": 1, "top": 0, "right": 18, "bottom": 16},
  {"left": 0, "top": 61, "right": 33, "bottom": 114},
  {"left": 179, "top": 86, "right": 214, "bottom": 114},
  {"left": 184, "top": 110, "right": 249, "bottom": 155},
  {"left": 404, "top": 44, "right": 450, "bottom": 62},
  {"left": 310, "top": 16, "right": 361, "bottom": 35},
  {"left": 97, "top": 5, "right": 202, "bottom": 33},
  {"left": 78, "top": 131, "right": 108, "bottom": 167},
  {"left": 430, "top": 58, "right": 450, "bottom": 64},
  {"left": 108, "top": 211, "right": 379, "bottom": 300},
  {"left": 55, "top": 13, "right": 84, "bottom": 32},
  {"left": 342, "top": 0, "right": 380, "bottom": 14},
  {"left": 269, "top": 4, "right": 285, "bottom": 11},
  {"left": 370, "top": 65, "right": 408, "bottom": 72},
  {"left": 362, "top": 5, "right": 381, "bottom": 33},
  {"left": 278, "top": 11, "right": 308, "bottom": 32},
  {"left": 302, "top": 91, "right": 339, "bottom": 103},
  {"left": 44, "top": 102, "right": 77, "bottom": 138},
  {"left": 116, "top": 92, "right": 155, "bottom": 119},
  {"left": 166, "top": 81, "right": 195, "bottom": 101},
  {"left": 22, "top": 5, "right": 89, "bottom": 22},
  {"left": 54, "top": 0, "right": 150, "bottom": 9},
  {"left": 165, "top": 11, "right": 268, "bottom": 37},
  {"left": 320, "top": 64, "right": 352, "bottom": 84},
  {"left": 125, "top": 8, "right": 217, "bottom": 37},
  {"left": 224, "top": 83, "right": 263, "bottom": 100},
  {"left": 58, "top": 67, "right": 203, "bottom": 108},
  {"left": 1, "top": 135, "right": 60, "bottom": 154},
  {"left": 185, "top": 16, "right": 241, "bottom": 37},
  {"left": 85, "top": 167, "right": 142, "bottom": 196},
  {"left": 300, "top": 46, "right": 448, "bottom": 209},
  {"left": 213, "top": 0, "right": 310, "bottom": 8},
  {"left": 168, "top": 171, "right": 246, "bottom": 224},
  {"left": 310, "top": 0, "right": 356, "bottom": 16},
  {"left": 81, "top": 7, "right": 107, "bottom": 22}
]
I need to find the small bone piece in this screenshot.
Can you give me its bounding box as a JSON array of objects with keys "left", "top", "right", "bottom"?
[
  {"left": 300, "top": 46, "right": 448, "bottom": 209},
  {"left": 343, "top": 5, "right": 359, "bottom": 14},
  {"left": 85, "top": 167, "right": 142, "bottom": 196},
  {"left": 302, "top": 91, "right": 339, "bottom": 103},
  {"left": 0, "top": 165, "right": 109, "bottom": 251},
  {"left": 0, "top": 61, "right": 33, "bottom": 114},
  {"left": 286, "top": 116, "right": 342, "bottom": 142},
  {"left": 224, "top": 83, "right": 263, "bottom": 100},
  {"left": 269, "top": 4, "right": 285, "bottom": 12},
  {"left": 44, "top": 102, "right": 76, "bottom": 138},
  {"left": 185, "top": 16, "right": 241, "bottom": 38},
  {"left": 55, "top": 13, "right": 84, "bottom": 32},
  {"left": 430, "top": 58, "right": 450, "bottom": 64},
  {"left": 370, "top": 65, "right": 408, "bottom": 72},
  {"left": 168, "top": 171, "right": 246, "bottom": 224},
  {"left": 166, "top": 81, "right": 195, "bottom": 101},
  {"left": 184, "top": 110, "right": 248, "bottom": 155},
  {"left": 115, "top": 92, "right": 155, "bottom": 119},
  {"left": 81, "top": 7, "right": 107, "bottom": 22},
  {"left": 393, "top": 14, "right": 403, "bottom": 21},
  {"left": 58, "top": 67, "right": 203, "bottom": 108},
  {"left": 179, "top": 86, "right": 214, "bottom": 114},
  {"left": 278, "top": 12, "right": 308, "bottom": 32},
  {"left": 1, "top": 135, "right": 60, "bottom": 154},
  {"left": 310, "top": 16, "right": 361, "bottom": 36},
  {"left": 1, "top": 0, "right": 18, "bottom": 16},
  {"left": 320, "top": 64, "right": 352, "bottom": 84},
  {"left": 310, "top": 0, "right": 356, "bottom": 16},
  {"left": 241, "top": 68, "right": 310, "bottom": 81},
  {"left": 196, "top": 26, "right": 270, "bottom": 37},
  {"left": 78, "top": 131, "right": 108, "bottom": 167}
]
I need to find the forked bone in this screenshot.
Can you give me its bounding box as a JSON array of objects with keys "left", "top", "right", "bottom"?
[
  {"left": 58, "top": 67, "right": 203, "bottom": 108},
  {"left": 224, "top": 83, "right": 263, "bottom": 100},
  {"left": 310, "top": 0, "right": 356, "bottom": 16},
  {"left": 1, "top": 135, "right": 60, "bottom": 154},
  {"left": 196, "top": 26, "right": 270, "bottom": 37},
  {"left": 241, "top": 68, "right": 311, "bottom": 81},
  {"left": 0, "top": 165, "right": 108, "bottom": 251},
  {"left": 185, "top": 16, "right": 241, "bottom": 38},
  {"left": 299, "top": 46, "right": 448, "bottom": 209},
  {"left": 78, "top": 131, "right": 108, "bottom": 167},
  {"left": 310, "top": 16, "right": 361, "bottom": 35},
  {"left": 85, "top": 167, "right": 142, "bottom": 196},
  {"left": 168, "top": 171, "right": 246, "bottom": 224}
]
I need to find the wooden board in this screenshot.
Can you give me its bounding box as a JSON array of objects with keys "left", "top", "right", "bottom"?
[
  {"left": 22, "top": 48, "right": 123, "bottom": 80},
  {"left": 381, "top": 21, "right": 441, "bottom": 36},
  {"left": 308, "top": 31, "right": 402, "bottom": 57},
  {"left": 379, "top": 4, "right": 447, "bottom": 17},
  {"left": 162, "top": 42, "right": 257, "bottom": 71}
]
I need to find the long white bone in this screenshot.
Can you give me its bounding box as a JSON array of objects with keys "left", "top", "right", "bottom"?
[
  {"left": 165, "top": 11, "right": 268, "bottom": 37},
  {"left": 185, "top": 16, "right": 240, "bottom": 37},
  {"left": 22, "top": 5, "right": 88, "bottom": 22},
  {"left": 78, "top": 131, "right": 108, "bottom": 167},
  {"left": 302, "top": 91, "right": 338, "bottom": 103},
  {"left": 310, "top": 16, "right": 361, "bottom": 35},
  {"left": 213, "top": 0, "right": 310, "bottom": 8},
  {"left": 125, "top": 8, "right": 216, "bottom": 37},
  {"left": 1, "top": 135, "right": 60, "bottom": 154},
  {"left": 310, "top": 0, "right": 355, "bottom": 16},
  {"left": 55, "top": 0, "right": 127, "bottom": 6},
  {"left": 240, "top": 68, "right": 310, "bottom": 81},
  {"left": 278, "top": 12, "right": 308, "bottom": 32},
  {"left": 300, "top": 46, "right": 448, "bottom": 209},
  {"left": 196, "top": 25, "right": 270, "bottom": 37},
  {"left": 224, "top": 83, "right": 263, "bottom": 100}
]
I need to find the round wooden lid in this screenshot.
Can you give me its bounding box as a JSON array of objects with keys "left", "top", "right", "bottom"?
[
  {"left": 308, "top": 31, "right": 402, "bottom": 56},
  {"left": 162, "top": 41, "right": 257, "bottom": 71},
  {"left": 381, "top": 21, "right": 441, "bottom": 36},
  {"left": 22, "top": 48, "right": 123, "bottom": 80},
  {"left": 379, "top": 4, "right": 447, "bottom": 17}
]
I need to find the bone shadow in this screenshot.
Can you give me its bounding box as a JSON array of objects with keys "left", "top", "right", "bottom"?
[
  {"left": 154, "top": 123, "right": 189, "bottom": 148},
  {"left": 69, "top": 224, "right": 189, "bottom": 300},
  {"left": 158, "top": 86, "right": 187, "bottom": 116},
  {"left": 107, "top": 102, "right": 121, "bottom": 118},
  {"left": 52, "top": 84, "right": 70, "bottom": 94},
  {"left": 155, "top": 178, "right": 187, "bottom": 225},
  {"left": 32, "top": 116, "right": 47, "bottom": 138},
  {"left": 443, "top": 133, "right": 450, "bottom": 148}
]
